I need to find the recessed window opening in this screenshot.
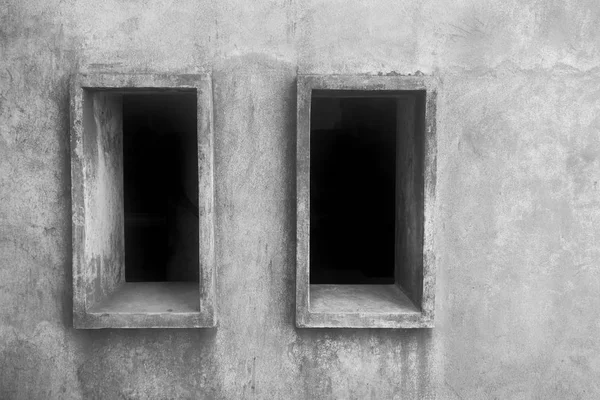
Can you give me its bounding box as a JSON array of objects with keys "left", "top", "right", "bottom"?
[
  {"left": 309, "top": 90, "right": 426, "bottom": 287},
  {"left": 123, "top": 92, "right": 199, "bottom": 283}
]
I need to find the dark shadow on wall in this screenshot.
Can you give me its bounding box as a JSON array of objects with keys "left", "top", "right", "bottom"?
[
  {"left": 57, "top": 71, "right": 75, "bottom": 332},
  {"left": 283, "top": 76, "right": 298, "bottom": 328}
]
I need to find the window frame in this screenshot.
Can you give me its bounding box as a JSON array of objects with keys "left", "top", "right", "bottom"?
[
  {"left": 70, "top": 72, "right": 216, "bottom": 329},
  {"left": 295, "top": 74, "right": 438, "bottom": 328}
]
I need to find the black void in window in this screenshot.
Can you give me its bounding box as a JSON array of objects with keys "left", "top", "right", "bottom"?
[
  {"left": 122, "top": 92, "right": 199, "bottom": 283},
  {"left": 309, "top": 90, "right": 426, "bottom": 285}
]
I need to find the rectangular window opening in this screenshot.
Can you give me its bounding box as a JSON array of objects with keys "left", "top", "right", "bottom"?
[
  {"left": 309, "top": 89, "right": 426, "bottom": 303},
  {"left": 296, "top": 75, "right": 436, "bottom": 328},
  {"left": 123, "top": 93, "right": 199, "bottom": 284},
  {"left": 72, "top": 73, "right": 216, "bottom": 328}
]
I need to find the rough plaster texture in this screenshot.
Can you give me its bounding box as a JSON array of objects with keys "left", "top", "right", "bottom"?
[{"left": 1, "top": 0, "right": 600, "bottom": 398}]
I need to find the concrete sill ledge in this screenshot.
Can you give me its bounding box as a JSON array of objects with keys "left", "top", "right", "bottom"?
[
  {"left": 297, "top": 284, "right": 432, "bottom": 329},
  {"left": 77, "top": 282, "right": 214, "bottom": 329}
]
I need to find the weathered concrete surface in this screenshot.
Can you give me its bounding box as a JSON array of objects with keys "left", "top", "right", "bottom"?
[
  {"left": 296, "top": 75, "right": 437, "bottom": 328},
  {"left": 70, "top": 73, "right": 216, "bottom": 328},
  {"left": 1, "top": 0, "right": 600, "bottom": 398}
]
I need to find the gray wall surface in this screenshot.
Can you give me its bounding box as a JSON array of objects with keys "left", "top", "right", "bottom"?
[{"left": 1, "top": 0, "right": 600, "bottom": 398}]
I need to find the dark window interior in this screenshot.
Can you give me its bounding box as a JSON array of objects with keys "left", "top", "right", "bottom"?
[
  {"left": 309, "top": 90, "right": 425, "bottom": 285},
  {"left": 123, "top": 92, "right": 199, "bottom": 282}
]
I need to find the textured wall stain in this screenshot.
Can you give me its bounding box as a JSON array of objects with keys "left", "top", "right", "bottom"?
[{"left": 2, "top": 0, "right": 600, "bottom": 399}]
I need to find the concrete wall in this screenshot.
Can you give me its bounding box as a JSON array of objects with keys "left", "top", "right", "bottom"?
[{"left": 1, "top": 0, "right": 599, "bottom": 398}]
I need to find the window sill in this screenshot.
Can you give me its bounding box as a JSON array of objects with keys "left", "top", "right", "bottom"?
[
  {"left": 78, "top": 282, "right": 213, "bottom": 329},
  {"left": 297, "top": 284, "right": 432, "bottom": 329}
]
